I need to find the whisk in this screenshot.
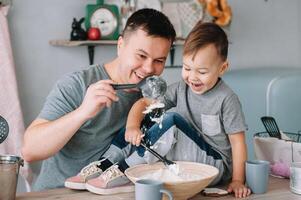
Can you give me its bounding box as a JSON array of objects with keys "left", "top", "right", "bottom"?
[{"left": 140, "top": 140, "right": 175, "bottom": 167}]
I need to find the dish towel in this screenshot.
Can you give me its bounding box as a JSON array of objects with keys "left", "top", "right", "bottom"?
[{"left": 0, "top": 5, "right": 32, "bottom": 192}]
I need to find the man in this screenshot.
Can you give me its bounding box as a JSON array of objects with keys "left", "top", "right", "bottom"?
[{"left": 22, "top": 8, "right": 176, "bottom": 191}]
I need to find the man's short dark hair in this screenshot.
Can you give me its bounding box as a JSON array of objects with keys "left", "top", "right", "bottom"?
[{"left": 122, "top": 8, "right": 176, "bottom": 43}]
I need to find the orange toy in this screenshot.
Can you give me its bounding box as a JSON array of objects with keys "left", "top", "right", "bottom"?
[{"left": 205, "top": 0, "right": 232, "bottom": 26}]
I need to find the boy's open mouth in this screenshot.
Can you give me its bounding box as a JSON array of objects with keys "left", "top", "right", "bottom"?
[{"left": 190, "top": 82, "right": 204, "bottom": 91}]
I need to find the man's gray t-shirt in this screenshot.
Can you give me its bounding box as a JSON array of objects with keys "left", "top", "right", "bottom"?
[
  {"left": 33, "top": 64, "right": 141, "bottom": 191},
  {"left": 162, "top": 78, "right": 247, "bottom": 181}
]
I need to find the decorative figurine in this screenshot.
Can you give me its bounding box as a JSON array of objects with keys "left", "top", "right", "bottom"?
[{"left": 70, "top": 17, "right": 87, "bottom": 41}]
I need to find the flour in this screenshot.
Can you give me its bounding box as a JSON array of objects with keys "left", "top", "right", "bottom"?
[
  {"left": 167, "top": 163, "right": 180, "bottom": 175},
  {"left": 151, "top": 115, "right": 165, "bottom": 129},
  {"left": 143, "top": 101, "right": 165, "bottom": 114},
  {"left": 139, "top": 167, "right": 204, "bottom": 183},
  {"left": 143, "top": 101, "right": 165, "bottom": 129}
]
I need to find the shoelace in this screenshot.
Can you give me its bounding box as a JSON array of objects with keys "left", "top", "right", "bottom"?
[
  {"left": 101, "top": 165, "right": 122, "bottom": 182},
  {"left": 80, "top": 161, "right": 102, "bottom": 177},
  {"left": 80, "top": 156, "right": 111, "bottom": 178}
]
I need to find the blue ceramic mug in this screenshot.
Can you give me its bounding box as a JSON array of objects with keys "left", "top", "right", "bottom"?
[
  {"left": 135, "top": 179, "right": 173, "bottom": 200},
  {"left": 246, "top": 160, "right": 270, "bottom": 194}
]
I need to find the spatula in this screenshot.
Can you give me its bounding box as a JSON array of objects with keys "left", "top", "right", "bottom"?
[
  {"left": 140, "top": 140, "right": 175, "bottom": 166},
  {"left": 261, "top": 116, "right": 281, "bottom": 139},
  {"left": 0, "top": 116, "right": 9, "bottom": 144},
  {"left": 111, "top": 75, "right": 167, "bottom": 99}
]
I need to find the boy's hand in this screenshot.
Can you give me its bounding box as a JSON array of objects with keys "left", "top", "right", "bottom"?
[
  {"left": 227, "top": 180, "right": 251, "bottom": 198},
  {"left": 125, "top": 127, "right": 144, "bottom": 146}
]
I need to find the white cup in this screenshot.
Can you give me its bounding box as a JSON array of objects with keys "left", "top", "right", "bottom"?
[{"left": 290, "top": 162, "right": 301, "bottom": 194}]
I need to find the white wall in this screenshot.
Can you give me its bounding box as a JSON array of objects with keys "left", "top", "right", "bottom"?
[
  {"left": 6, "top": 0, "right": 301, "bottom": 192},
  {"left": 8, "top": 0, "right": 301, "bottom": 126}
]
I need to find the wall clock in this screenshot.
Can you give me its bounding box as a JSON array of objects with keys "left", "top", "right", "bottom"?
[{"left": 85, "top": 0, "right": 119, "bottom": 40}]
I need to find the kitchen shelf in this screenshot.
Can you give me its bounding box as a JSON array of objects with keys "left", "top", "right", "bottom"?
[
  {"left": 49, "top": 39, "right": 185, "bottom": 66},
  {"left": 49, "top": 39, "right": 185, "bottom": 46},
  {"left": 49, "top": 39, "right": 118, "bottom": 46}
]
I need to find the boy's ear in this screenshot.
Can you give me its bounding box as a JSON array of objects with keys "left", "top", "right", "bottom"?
[{"left": 219, "top": 60, "right": 229, "bottom": 76}]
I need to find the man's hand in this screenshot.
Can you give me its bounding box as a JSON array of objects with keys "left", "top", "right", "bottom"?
[
  {"left": 227, "top": 180, "right": 251, "bottom": 198},
  {"left": 125, "top": 126, "right": 144, "bottom": 146},
  {"left": 78, "top": 80, "right": 119, "bottom": 119}
]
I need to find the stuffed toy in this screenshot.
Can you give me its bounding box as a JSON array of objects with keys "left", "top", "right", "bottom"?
[
  {"left": 271, "top": 161, "right": 290, "bottom": 178},
  {"left": 205, "top": 0, "right": 232, "bottom": 26}
]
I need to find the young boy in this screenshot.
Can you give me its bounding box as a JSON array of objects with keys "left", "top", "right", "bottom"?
[
  {"left": 67, "top": 22, "right": 251, "bottom": 198},
  {"left": 124, "top": 22, "right": 250, "bottom": 198}
]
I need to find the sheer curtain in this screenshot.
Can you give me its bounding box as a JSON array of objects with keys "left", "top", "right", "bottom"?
[{"left": 0, "top": 5, "right": 32, "bottom": 192}]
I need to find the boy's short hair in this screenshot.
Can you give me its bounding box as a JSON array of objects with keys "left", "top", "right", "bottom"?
[
  {"left": 183, "top": 22, "right": 228, "bottom": 61},
  {"left": 122, "top": 8, "right": 176, "bottom": 43}
]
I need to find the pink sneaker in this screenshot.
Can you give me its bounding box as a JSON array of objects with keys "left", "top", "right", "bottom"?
[
  {"left": 64, "top": 160, "right": 103, "bottom": 190},
  {"left": 86, "top": 165, "right": 134, "bottom": 195}
]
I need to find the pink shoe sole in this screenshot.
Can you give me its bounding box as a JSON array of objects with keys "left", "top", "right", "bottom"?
[
  {"left": 64, "top": 181, "right": 86, "bottom": 190},
  {"left": 85, "top": 182, "right": 135, "bottom": 195}
]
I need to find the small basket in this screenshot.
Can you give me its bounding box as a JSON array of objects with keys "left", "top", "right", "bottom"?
[{"left": 254, "top": 131, "right": 301, "bottom": 143}]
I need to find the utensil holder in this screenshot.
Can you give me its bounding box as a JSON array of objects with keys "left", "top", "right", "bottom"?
[{"left": 0, "top": 155, "right": 24, "bottom": 200}]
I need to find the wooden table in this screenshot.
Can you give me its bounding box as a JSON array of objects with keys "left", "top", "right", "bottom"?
[{"left": 16, "top": 177, "right": 301, "bottom": 200}]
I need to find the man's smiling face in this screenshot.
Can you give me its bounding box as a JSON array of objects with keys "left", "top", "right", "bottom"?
[{"left": 116, "top": 29, "right": 172, "bottom": 85}]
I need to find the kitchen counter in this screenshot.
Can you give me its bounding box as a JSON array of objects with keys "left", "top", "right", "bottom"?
[{"left": 16, "top": 176, "right": 300, "bottom": 200}]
